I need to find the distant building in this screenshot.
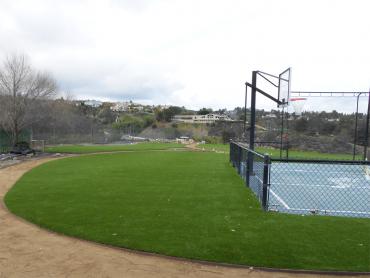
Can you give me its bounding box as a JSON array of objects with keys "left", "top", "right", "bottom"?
[
  {"left": 134, "top": 105, "right": 144, "bottom": 111},
  {"left": 121, "top": 135, "right": 148, "bottom": 141},
  {"left": 173, "top": 113, "right": 233, "bottom": 124},
  {"left": 176, "top": 136, "right": 193, "bottom": 144},
  {"left": 84, "top": 100, "right": 103, "bottom": 107},
  {"left": 111, "top": 102, "right": 130, "bottom": 112},
  {"left": 156, "top": 104, "right": 171, "bottom": 110},
  {"left": 262, "top": 113, "right": 277, "bottom": 119}
]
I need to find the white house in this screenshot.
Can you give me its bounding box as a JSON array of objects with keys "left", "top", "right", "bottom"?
[
  {"left": 176, "top": 136, "right": 194, "bottom": 144},
  {"left": 111, "top": 102, "right": 130, "bottom": 112},
  {"left": 262, "top": 113, "right": 277, "bottom": 119},
  {"left": 84, "top": 100, "right": 103, "bottom": 107},
  {"left": 173, "top": 113, "right": 233, "bottom": 124}
]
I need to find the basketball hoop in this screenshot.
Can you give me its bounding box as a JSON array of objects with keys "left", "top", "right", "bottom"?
[{"left": 289, "top": 98, "right": 307, "bottom": 116}]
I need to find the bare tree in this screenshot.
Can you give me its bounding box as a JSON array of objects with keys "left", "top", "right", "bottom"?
[{"left": 0, "top": 54, "right": 57, "bottom": 144}]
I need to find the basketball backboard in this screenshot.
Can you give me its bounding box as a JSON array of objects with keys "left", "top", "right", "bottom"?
[{"left": 277, "top": 68, "right": 291, "bottom": 107}]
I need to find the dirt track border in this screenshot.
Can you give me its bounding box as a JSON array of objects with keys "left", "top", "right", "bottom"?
[{"left": 1, "top": 155, "right": 369, "bottom": 278}]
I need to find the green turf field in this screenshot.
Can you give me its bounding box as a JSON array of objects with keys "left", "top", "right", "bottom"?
[
  {"left": 5, "top": 151, "right": 370, "bottom": 271},
  {"left": 200, "top": 143, "right": 358, "bottom": 160},
  {"left": 45, "top": 142, "right": 184, "bottom": 153},
  {"left": 198, "top": 143, "right": 229, "bottom": 152}
]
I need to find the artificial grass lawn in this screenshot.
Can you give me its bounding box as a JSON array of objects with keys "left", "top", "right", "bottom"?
[
  {"left": 201, "top": 143, "right": 358, "bottom": 160},
  {"left": 198, "top": 143, "right": 230, "bottom": 152},
  {"left": 5, "top": 151, "right": 370, "bottom": 271},
  {"left": 45, "top": 142, "right": 183, "bottom": 154}
]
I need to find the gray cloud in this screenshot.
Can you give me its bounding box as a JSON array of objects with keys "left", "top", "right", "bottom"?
[{"left": 0, "top": 0, "right": 369, "bottom": 111}]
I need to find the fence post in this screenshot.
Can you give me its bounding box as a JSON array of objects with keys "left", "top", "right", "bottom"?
[
  {"left": 262, "top": 155, "right": 271, "bottom": 211},
  {"left": 229, "top": 141, "right": 232, "bottom": 163},
  {"left": 237, "top": 144, "right": 241, "bottom": 174},
  {"left": 246, "top": 151, "right": 251, "bottom": 187}
]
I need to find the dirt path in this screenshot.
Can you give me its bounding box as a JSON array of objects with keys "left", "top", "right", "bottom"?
[
  {"left": 0, "top": 158, "right": 367, "bottom": 278},
  {"left": 185, "top": 142, "right": 202, "bottom": 151},
  {"left": 185, "top": 143, "right": 227, "bottom": 154}
]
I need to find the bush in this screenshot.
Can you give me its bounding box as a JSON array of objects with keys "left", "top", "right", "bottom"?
[
  {"left": 113, "top": 113, "right": 155, "bottom": 134},
  {"left": 204, "top": 136, "right": 222, "bottom": 144},
  {"left": 222, "top": 131, "right": 236, "bottom": 144}
]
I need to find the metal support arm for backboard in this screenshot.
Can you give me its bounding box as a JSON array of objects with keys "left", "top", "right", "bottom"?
[
  {"left": 245, "top": 82, "right": 282, "bottom": 104},
  {"left": 245, "top": 71, "right": 284, "bottom": 152},
  {"left": 245, "top": 70, "right": 286, "bottom": 186}
]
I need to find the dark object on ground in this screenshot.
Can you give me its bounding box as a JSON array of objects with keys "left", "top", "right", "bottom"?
[{"left": 10, "top": 142, "right": 35, "bottom": 155}]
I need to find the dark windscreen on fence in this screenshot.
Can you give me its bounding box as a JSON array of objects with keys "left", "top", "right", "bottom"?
[{"left": 0, "top": 130, "right": 30, "bottom": 153}]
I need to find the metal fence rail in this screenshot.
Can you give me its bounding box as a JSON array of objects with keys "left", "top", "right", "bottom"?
[{"left": 230, "top": 141, "right": 270, "bottom": 210}]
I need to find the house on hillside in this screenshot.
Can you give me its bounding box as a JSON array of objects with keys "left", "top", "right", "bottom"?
[
  {"left": 111, "top": 102, "right": 130, "bottom": 112},
  {"left": 173, "top": 113, "right": 233, "bottom": 124},
  {"left": 176, "top": 136, "right": 193, "bottom": 144},
  {"left": 84, "top": 100, "right": 103, "bottom": 107},
  {"left": 327, "top": 118, "right": 340, "bottom": 122},
  {"left": 262, "top": 113, "right": 277, "bottom": 119}
]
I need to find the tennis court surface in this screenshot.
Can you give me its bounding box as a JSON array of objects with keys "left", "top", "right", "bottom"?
[
  {"left": 230, "top": 142, "right": 370, "bottom": 218},
  {"left": 269, "top": 161, "right": 370, "bottom": 218}
]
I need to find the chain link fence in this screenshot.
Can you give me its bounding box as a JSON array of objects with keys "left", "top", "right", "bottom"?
[
  {"left": 230, "top": 141, "right": 370, "bottom": 218},
  {"left": 269, "top": 158, "right": 370, "bottom": 218},
  {"left": 0, "top": 129, "right": 31, "bottom": 153},
  {"left": 230, "top": 141, "right": 270, "bottom": 210}
]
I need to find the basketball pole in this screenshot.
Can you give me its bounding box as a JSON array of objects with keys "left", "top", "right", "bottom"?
[
  {"left": 249, "top": 71, "right": 257, "bottom": 151},
  {"left": 246, "top": 71, "right": 257, "bottom": 187},
  {"left": 280, "top": 107, "right": 284, "bottom": 159},
  {"left": 285, "top": 110, "right": 289, "bottom": 159},
  {"left": 243, "top": 84, "right": 248, "bottom": 141},
  {"left": 353, "top": 92, "right": 362, "bottom": 160},
  {"left": 363, "top": 89, "right": 370, "bottom": 160}
]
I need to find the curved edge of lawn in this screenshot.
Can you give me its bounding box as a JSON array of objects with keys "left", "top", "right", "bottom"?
[
  {"left": 3, "top": 205, "right": 369, "bottom": 278},
  {"left": 4, "top": 152, "right": 370, "bottom": 273}
]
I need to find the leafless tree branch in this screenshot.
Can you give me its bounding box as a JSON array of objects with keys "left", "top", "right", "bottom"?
[{"left": 0, "top": 54, "right": 57, "bottom": 144}]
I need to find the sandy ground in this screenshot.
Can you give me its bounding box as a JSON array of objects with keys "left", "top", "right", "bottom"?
[{"left": 0, "top": 157, "right": 368, "bottom": 278}]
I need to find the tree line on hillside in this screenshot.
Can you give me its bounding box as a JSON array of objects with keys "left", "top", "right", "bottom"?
[
  {"left": 255, "top": 110, "right": 369, "bottom": 154},
  {"left": 0, "top": 54, "right": 233, "bottom": 147},
  {"left": 1, "top": 54, "right": 367, "bottom": 153}
]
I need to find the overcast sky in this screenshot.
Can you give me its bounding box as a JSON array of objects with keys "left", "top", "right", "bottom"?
[{"left": 0, "top": 0, "right": 369, "bottom": 112}]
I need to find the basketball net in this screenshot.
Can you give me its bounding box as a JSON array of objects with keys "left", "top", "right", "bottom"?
[{"left": 289, "top": 98, "right": 307, "bottom": 116}]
